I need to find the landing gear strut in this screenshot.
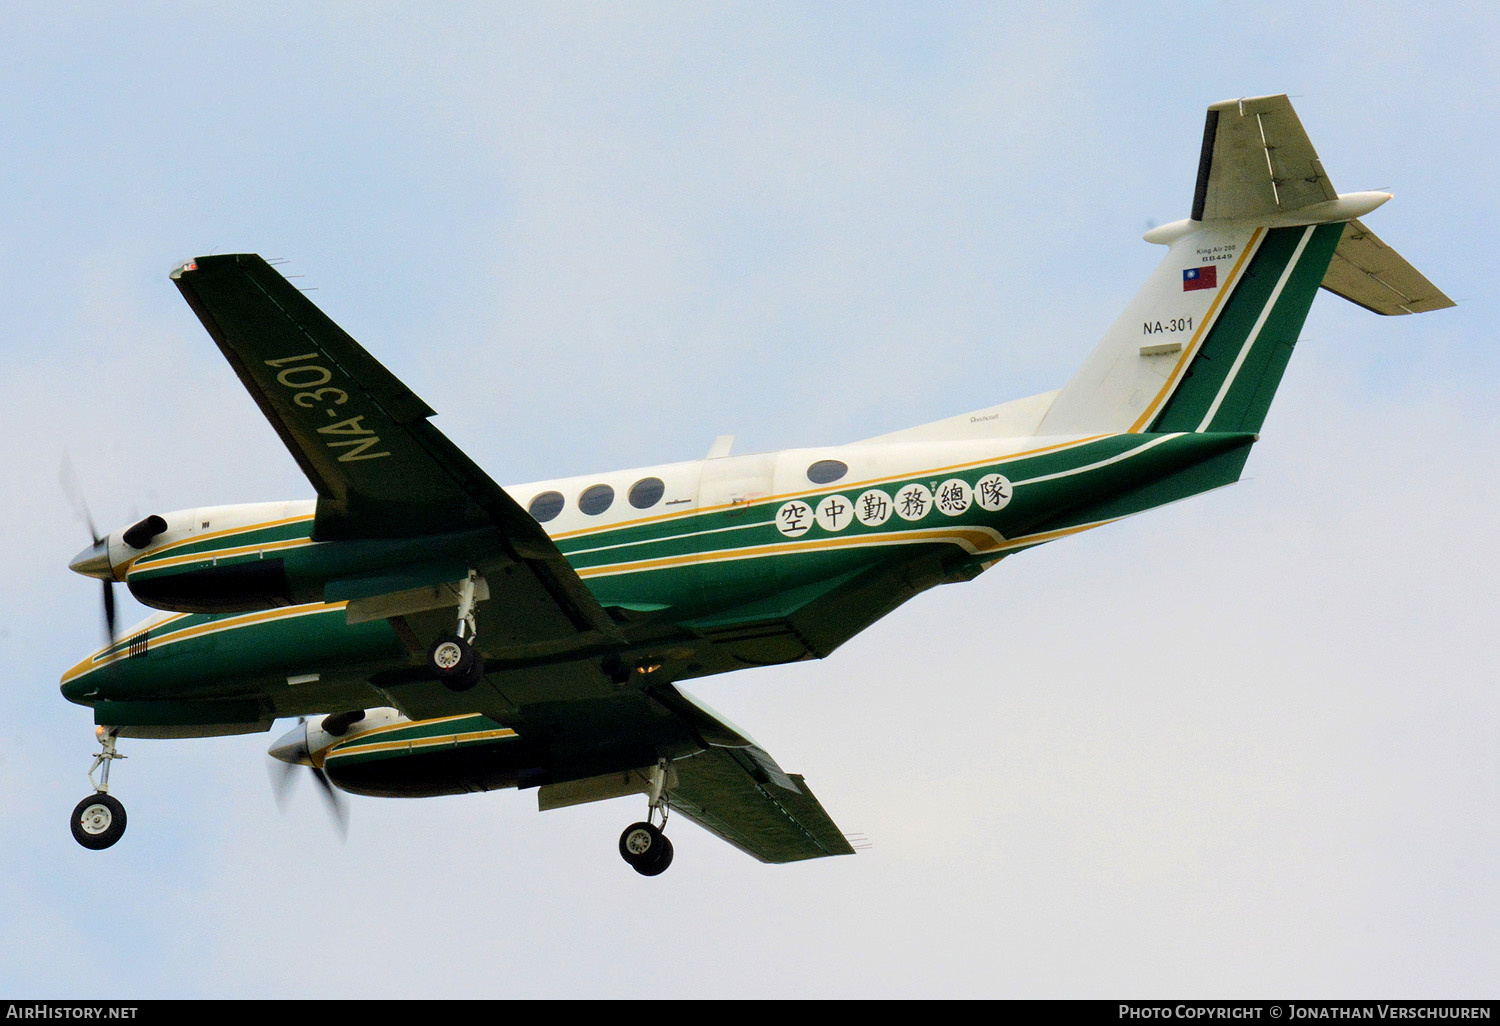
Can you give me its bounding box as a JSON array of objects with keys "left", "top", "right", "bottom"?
[
  {"left": 72, "top": 727, "right": 127, "bottom": 850},
  {"left": 428, "top": 570, "right": 485, "bottom": 692},
  {"left": 619, "top": 759, "right": 674, "bottom": 876}
]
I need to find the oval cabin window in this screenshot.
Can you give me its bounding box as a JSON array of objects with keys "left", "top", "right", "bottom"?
[
  {"left": 806, "top": 459, "right": 848, "bottom": 485},
  {"left": 528, "top": 491, "right": 565, "bottom": 523},
  {"left": 628, "top": 477, "right": 666, "bottom": 509},
  {"left": 578, "top": 484, "right": 615, "bottom": 516}
]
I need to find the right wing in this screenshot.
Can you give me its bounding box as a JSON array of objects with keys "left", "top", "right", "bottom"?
[{"left": 173, "top": 255, "right": 624, "bottom": 715}]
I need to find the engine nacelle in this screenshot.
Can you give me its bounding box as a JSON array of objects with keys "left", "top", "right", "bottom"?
[
  {"left": 69, "top": 498, "right": 502, "bottom": 615},
  {"left": 268, "top": 700, "right": 701, "bottom": 800},
  {"left": 269, "top": 708, "right": 532, "bottom": 798}
]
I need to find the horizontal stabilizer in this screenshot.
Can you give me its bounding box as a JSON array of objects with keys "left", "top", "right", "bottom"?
[
  {"left": 1320, "top": 219, "right": 1455, "bottom": 315},
  {"left": 1194, "top": 94, "right": 1336, "bottom": 221}
]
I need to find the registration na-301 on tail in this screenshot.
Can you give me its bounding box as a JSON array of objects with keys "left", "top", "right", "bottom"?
[{"left": 62, "top": 95, "right": 1452, "bottom": 874}]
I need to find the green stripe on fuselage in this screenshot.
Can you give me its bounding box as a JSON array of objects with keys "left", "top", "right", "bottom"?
[
  {"left": 129, "top": 518, "right": 314, "bottom": 570},
  {"left": 1150, "top": 223, "right": 1344, "bottom": 434}
]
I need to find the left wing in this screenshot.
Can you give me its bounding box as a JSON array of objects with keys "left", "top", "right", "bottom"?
[
  {"left": 668, "top": 746, "right": 855, "bottom": 863},
  {"left": 533, "top": 685, "right": 856, "bottom": 864},
  {"left": 650, "top": 685, "right": 854, "bottom": 863},
  {"left": 172, "top": 254, "right": 618, "bottom": 646}
]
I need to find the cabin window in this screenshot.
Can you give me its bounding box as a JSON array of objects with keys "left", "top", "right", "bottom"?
[
  {"left": 806, "top": 459, "right": 848, "bottom": 485},
  {"left": 578, "top": 484, "right": 615, "bottom": 516},
  {"left": 528, "top": 490, "right": 565, "bottom": 523},
  {"left": 628, "top": 477, "right": 666, "bottom": 510}
]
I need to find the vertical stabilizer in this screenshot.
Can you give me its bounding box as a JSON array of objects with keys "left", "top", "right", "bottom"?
[
  {"left": 1036, "top": 95, "right": 1450, "bottom": 439},
  {"left": 1035, "top": 220, "right": 1272, "bottom": 436}
]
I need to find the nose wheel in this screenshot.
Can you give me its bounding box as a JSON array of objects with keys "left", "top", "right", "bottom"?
[
  {"left": 618, "top": 759, "right": 675, "bottom": 875},
  {"left": 72, "top": 793, "right": 127, "bottom": 850},
  {"left": 72, "top": 727, "right": 127, "bottom": 850}
]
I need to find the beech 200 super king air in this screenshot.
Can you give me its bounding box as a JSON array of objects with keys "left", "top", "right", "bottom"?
[{"left": 62, "top": 95, "right": 1452, "bottom": 874}]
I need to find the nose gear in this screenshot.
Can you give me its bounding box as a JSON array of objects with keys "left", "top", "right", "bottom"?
[{"left": 72, "top": 728, "right": 127, "bottom": 850}]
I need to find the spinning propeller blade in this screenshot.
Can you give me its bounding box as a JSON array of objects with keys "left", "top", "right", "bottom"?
[
  {"left": 310, "top": 766, "right": 350, "bottom": 839},
  {"left": 266, "top": 718, "right": 349, "bottom": 840},
  {"left": 101, "top": 579, "right": 116, "bottom": 642},
  {"left": 61, "top": 454, "right": 120, "bottom": 646}
]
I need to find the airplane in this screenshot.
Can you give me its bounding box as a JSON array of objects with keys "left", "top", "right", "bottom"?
[{"left": 61, "top": 95, "right": 1452, "bottom": 874}]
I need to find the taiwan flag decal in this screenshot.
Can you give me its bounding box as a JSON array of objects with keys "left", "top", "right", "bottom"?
[{"left": 1182, "top": 265, "right": 1218, "bottom": 291}]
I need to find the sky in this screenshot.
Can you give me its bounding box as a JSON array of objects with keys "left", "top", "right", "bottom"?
[{"left": 2, "top": 2, "right": 1497, "bottom": 999}]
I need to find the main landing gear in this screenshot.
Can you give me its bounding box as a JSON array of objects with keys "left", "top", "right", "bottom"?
[
  {"left": 72, "top": 727, "right": 127, "bottom": 850},
  {"left": 428, "top": 570, "right": 486, "bottom": 692},
  {"left": 619, "top": 760, "right": 675, "bottom": 876}
]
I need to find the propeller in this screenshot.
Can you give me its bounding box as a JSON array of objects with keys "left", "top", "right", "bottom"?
[
  {"left": 60, "top": 453, "right": 119, "bottom": 644},
  {"left": 267, "top": 717, "right": 349, "bottom": 840}
]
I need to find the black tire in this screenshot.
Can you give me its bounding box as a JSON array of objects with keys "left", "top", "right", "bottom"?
[
  {"left": 444, "top": 653, "right": 485, "bottom": 693},
  {"left": 618, "top": 821, "right": 662, "bottom": 866},
  {"left": 427, "top": 636, "right": 474, "bottom": 683},
  {"left": 71, "top": 793, "right": 126, "bottom": 850},
  {"left": 635, "top": 834, "right": 674, "bottom": 876}
]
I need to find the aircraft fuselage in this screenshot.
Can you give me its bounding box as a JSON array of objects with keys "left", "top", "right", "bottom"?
[{"left": 62, "top": 427, "right": 1254, "bottom": 727}]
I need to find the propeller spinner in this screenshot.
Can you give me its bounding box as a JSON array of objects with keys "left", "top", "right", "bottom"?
[{"left": 267, "top": 716, "right": 352, "bottom": 839}]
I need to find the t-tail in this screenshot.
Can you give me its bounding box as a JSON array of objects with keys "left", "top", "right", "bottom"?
[{"left": 1036, "top": 94, "right": 1453, "bottom": 439}]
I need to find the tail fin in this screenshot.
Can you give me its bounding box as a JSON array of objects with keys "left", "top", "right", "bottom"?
[{"left": 1037, "top": 95, "right": 1452, "bottom": 438}]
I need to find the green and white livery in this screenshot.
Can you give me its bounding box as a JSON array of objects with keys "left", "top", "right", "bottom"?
[{"left": 62, "top": 95, "right": 1451, "bottom": 873}]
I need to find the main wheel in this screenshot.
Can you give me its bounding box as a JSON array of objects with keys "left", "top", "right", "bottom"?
[
  {"left": 450, "top": 657, "right": 484, "bottom": 692},
  {"left": 71, "top": 793, "right": 126, "bottom": 850},
  {"left": 619, "top": 821, "right": 663, "bottom": 867},
  {"left": 428, "top": 636, "right": 480, "bottom": 690},
  {"left": 635, "top": 834, "right": 674, "bottom": 876}
]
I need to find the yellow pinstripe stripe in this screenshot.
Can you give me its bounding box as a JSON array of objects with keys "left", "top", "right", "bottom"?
[
  {"left": 575, "top": 525, "right": 1008, "bottom": 579},
  {"left": 61, "top": 601, "right": 349, "bottom": 684},
  {"left": 124, "top": 512, "right": 315, "bottom": 575},
  {"left": 130, "top": 536, "right": 316, "bottom": 574},
  {"left": 1128, "top": 228, "right": 1265, "bottom": 434},
  {"left": 323, "top": 728, "right": 518, "bottom": 763},
  {"left": 546, "top": 435, "right": 1105, "bottom": 542}
]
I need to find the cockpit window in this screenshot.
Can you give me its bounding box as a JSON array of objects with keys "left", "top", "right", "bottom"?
[
  {"left": 628, "top": 477, "right": 666, "bottom": 509},
  {"left": 528, "top": 491, "right": 565, "bottom": 523},
  {"left": 578, "top": 484, "right": 615, "bottom": 516}
]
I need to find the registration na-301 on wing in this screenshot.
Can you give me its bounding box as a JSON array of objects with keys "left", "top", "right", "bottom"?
[{"left": 61, "top": 95, "right": 1452, "bottom": 874}]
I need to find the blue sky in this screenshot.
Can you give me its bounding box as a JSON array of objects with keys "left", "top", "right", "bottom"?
[{"left": 2, "top": 3, "right": 1496, "bottom": 998}]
